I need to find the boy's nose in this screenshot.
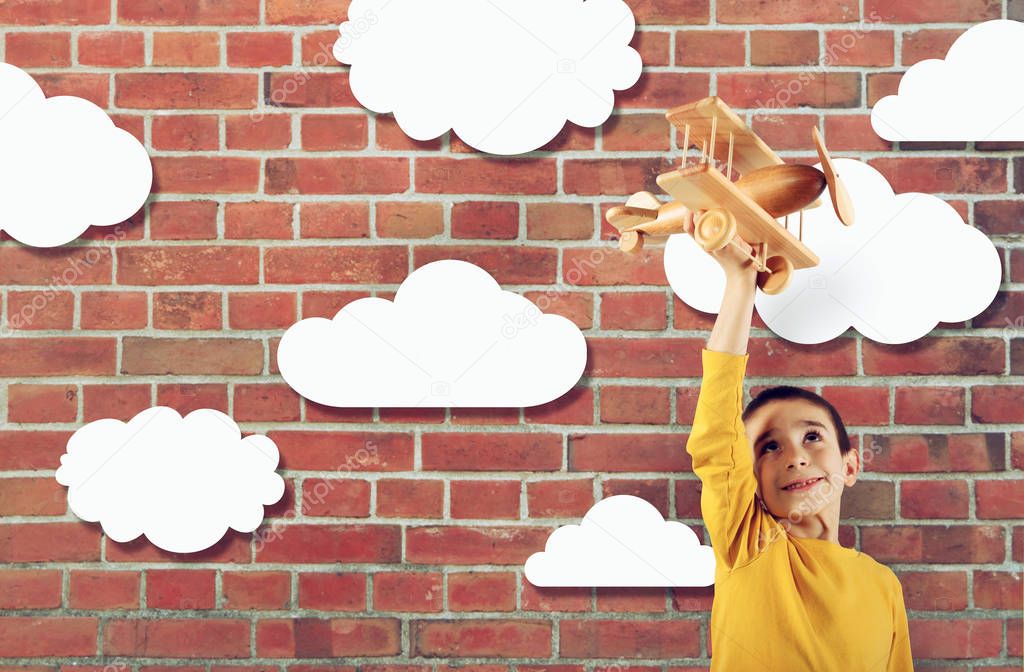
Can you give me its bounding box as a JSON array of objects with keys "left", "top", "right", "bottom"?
[{"left": 785, "top": 447, "right": 809, "bottom": 468}]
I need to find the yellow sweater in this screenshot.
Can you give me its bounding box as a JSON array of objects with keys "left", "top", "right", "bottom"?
[{"left": 686, "top": 348, "right": 914, "bottom": 672}]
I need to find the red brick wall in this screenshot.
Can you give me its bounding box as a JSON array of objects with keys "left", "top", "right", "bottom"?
[{"left": 1, "top": 0, "right": 1022, "bottom": 668}]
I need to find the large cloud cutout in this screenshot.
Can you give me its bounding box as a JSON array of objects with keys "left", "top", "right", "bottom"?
[
  {"left": 524, "top": 495, "right": 715, "bottom": 586},
  {"left": 56, "top": 407, "right": 284, "bottom": 554},
  {"left": 332, "top": 0, "right": 642, "bottom": 155},
  {"left": 0, "top": 62, "right": 152, "bottom": 247},
  {"left": 871, "top": 19, "right": 1024, "bottom": 141},
  {"left": 664, "top": 159, "right": 1001, "bottom": 344},
  {"left": 278, "top": 259, "right": 587, "bottom": 407}
]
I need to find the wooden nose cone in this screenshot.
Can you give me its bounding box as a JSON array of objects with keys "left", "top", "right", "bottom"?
[{"left": 734, "top": 164, "right": 826, "bottom": 218}]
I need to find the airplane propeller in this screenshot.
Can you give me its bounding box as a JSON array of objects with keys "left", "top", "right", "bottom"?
[{"left": 812, "top": 126, "right": 855, "bottom": 226}]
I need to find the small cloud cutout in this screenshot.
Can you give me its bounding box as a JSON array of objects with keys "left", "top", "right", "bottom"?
[
  {"left": 871, "top": 19, "right": 1024, "bottom": 141},
  {"left": 663, "top": 159, "right": 1001, "bottom": 344},
  {"left": 0, "top": 62, "right": 152, "bottom": 247},
  {"left": 278, "top": 259, "right": 586, "bottom": 407},
  {"left": 332, "top": 0, "right": 642, "bottom": 155},
  {"left": 524, "top": 495, "right": 715, "bottom": 587},
  {"left": 55, "top": 407, "right": 284, "bottom": 554}
]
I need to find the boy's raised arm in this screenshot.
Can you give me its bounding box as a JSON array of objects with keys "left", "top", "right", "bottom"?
[
  {"left": 706, "top": 250, "right": 757, "bottom": 356},
  {"left": 685, "top": 237, "right": 779, "bottom": 570}
]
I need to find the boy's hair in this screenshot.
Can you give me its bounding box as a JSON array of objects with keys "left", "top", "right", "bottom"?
[{"left": 742, "top": 386, "right": 852, "bottom": 455}]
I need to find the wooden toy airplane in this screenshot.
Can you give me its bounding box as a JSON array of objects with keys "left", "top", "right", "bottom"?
[{"left": 605, "top": 96, "right": 855, "bottom": 294}]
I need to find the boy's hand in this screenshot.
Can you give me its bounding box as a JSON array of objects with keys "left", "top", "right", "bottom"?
[
  {"left": 693, "top": 210, "right": 757, "bottom": 284},
  {"left": 711, "top": 239, "right": 758, "bottom": 285}
]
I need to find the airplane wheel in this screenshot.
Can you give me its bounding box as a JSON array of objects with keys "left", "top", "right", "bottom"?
[
  {"left": 757, "top": 255, "right": 794, "bottom": 295},
  {"left": 619, "top": 230, "right": 644, "bottom": 254},
  {"left": 694, "top": 209, "right": 737, "bottom": 252}
]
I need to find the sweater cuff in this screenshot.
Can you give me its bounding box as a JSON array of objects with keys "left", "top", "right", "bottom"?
[{"left": 701, "top": 348, "right": 749, "bottom": 376}]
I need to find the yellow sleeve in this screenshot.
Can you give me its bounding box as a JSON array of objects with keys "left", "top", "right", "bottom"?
[
  {"left": 888, "top": 575, "right": 914, "bottom": 671},
  {"left": 685, "top": 348, "right": 780, "bottom": 572}
]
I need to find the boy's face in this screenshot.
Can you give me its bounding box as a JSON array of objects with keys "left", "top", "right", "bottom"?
[{"left": 744, "top": 398, "right": 859, "bottom": 522}]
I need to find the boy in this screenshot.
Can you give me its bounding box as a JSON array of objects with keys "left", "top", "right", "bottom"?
[{"left": 686, "top": 223, "right": 914, "bottom": 671}]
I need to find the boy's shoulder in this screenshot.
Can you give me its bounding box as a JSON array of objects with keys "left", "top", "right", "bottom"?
[{"left": 851, "top": 546, "right": 902, "bottom": 592}]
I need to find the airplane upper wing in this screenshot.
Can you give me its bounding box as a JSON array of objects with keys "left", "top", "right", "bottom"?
[{"left": 665, "top": 96, "right": 784, "bottom": 175}]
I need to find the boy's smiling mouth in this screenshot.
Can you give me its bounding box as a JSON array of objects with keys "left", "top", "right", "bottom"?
[{"left": 780, "top": 476, "right": 825, "bottom": 492}]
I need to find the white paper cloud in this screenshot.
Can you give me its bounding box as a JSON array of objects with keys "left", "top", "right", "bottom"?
[
  {"left": 332, "top": 0, "right": 642, "bottom": 155},
  {"left": 871, "top": 19, "right": 1024, "bottom": 141},
  {"left": 55, "top": 407, "right": 284, "bottom": 554},
  {"left": 278, "top": 259, "right": 586, "bottom": 407},
  {"left": 524, "top": 495, "right": 715, "bottom": 586},
  {"left": 0, "top": 62, "right": 152, "bottom": 247},
  {"left": 663, "top": 159, "right": 1002, "bottom": 344}
]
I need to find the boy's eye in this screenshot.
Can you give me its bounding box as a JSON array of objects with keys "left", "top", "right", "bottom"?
[
  {"left": 760, "top": 441, "right": 778, "bottom": 454},
  {"left": 805, "top": 431, "right": 821, "bottom": 442}
]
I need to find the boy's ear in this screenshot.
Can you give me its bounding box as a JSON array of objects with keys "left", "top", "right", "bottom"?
[{"left": 842, "top": 448, "right": 860, "bottom": 486}]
